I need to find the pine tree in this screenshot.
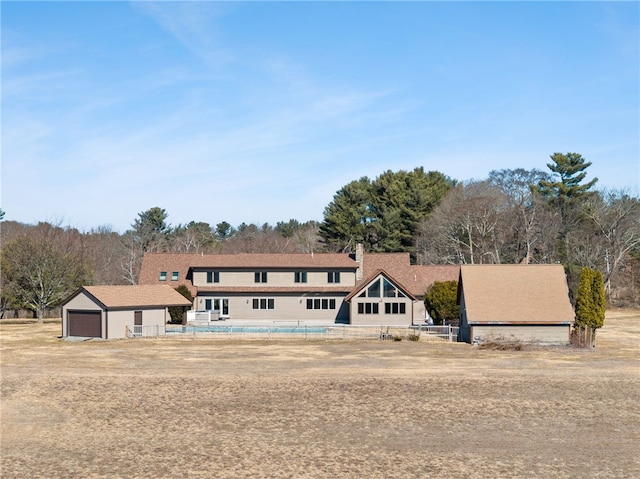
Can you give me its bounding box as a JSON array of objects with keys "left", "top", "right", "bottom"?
[
  {"left": 537, "top": 152, "right": 598, "bottom": 208},
  {"left": 536, "top": 153, "right": 599, "bottom": 287}
]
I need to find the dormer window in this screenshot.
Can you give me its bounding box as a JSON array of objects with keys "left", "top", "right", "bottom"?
[
  {"left": 171, "top": 271, "right": 179, "bottom": 281},
  {"left": 207, "top": 271, "right": 220, "bottom": 283},
  {"left": 159, "top": 271, "right": 167, "bottom": 281}
]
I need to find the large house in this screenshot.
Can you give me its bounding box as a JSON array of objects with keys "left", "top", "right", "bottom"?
[{"left": 138, "top": 245, "right": 459, "bottom": 326}]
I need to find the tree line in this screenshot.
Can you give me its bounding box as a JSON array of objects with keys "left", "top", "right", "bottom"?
[{"left": 1, "top": 152, "right": 638, "bottom": 319}]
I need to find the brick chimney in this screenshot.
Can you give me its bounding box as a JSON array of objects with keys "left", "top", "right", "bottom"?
[{"left": 355, "top": 243, "right": 364, "bottom": 281}]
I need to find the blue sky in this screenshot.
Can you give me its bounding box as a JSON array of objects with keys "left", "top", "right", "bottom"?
[{"left": 2, "top": 1, "right": 638, "bottom": 233}]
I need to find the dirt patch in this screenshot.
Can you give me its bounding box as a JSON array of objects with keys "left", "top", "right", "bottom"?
[{"left": 1, "top": 313, "right": 639, "bottom": 478}]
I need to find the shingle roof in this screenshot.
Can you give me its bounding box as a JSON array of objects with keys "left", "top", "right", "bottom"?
[
  {"left": 139, "top": 253, "right": 358, "bottom": 294},
  {"left": 459, "top": 264, "right": 574, "bottom": 324},
  {"left": 139, "top": 252, "right": 459, "bottom": 297},
  {"left": 189, "top": 253, "right": 358, "bottom": 269},
  {"left": 359, "top": 253, "right": 459, "bottom": 297},
  {"left": 82, "top": 285, "right": 193, "bottom": 309},
  {"left": 345, "top": 269, "right": 419, "bottom": 302}
]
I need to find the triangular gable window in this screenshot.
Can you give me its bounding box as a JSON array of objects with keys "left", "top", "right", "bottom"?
[
  {"left": 383, "top": 278, "right": 396, "bottom": 297},
  {"left": 367, "top": 279, "right": 381, "bottom": 298},
  {"left": 356, "top": 275, "right": 410, "bottom": 299}
]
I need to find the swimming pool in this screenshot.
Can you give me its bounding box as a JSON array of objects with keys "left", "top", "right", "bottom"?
[{"left": 166, "top": 325, "right": 329, "bottom": 335}]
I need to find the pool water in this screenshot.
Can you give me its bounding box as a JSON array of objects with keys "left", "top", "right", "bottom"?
[{"left": 166, "top": 326, "right": 329, "bottom": 334}]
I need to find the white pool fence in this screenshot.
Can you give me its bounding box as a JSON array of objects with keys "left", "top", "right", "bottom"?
[{"left": 127, "top": 323, "right": 460, "bottom": 342}]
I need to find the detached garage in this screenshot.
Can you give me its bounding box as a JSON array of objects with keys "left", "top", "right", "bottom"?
[
  {"left": 62, "top": 285, "right": 193, "bottom": 340},
  {"left": 457, "top": 264, "right": 575, "bottom": 344}
]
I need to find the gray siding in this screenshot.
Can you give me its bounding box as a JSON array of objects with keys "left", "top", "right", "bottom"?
[
  {"left": 107, "top": 308, "right": 168, "bottom": 339},
  {"left": 195, "top": 293, "right": 349, "bottom": 323},
  {"left": 349, "top": 297, "right": 415, "bottom": 326},
  {"left": 193, "top": 270, "right": 356, "bottom": 288},
  {"left": 470, "top": 324, "right": 571, "bottom": 344}
]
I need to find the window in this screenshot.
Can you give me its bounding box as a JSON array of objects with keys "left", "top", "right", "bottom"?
[
  {"left": 205, "top": 299, "right": 212, "bottom": 310},
  {"left": 171, "top": 271, "right": 179, "bottom": 281},
  {"left": 383, "top": 279, "right": 395, "bottom": 297},
  {"left": 206, "top": 271, "right": 220, "bottom": 283},
  {"left": 384, "top": 302, "right": 406, "bottom": 314},
  {"left": 367, "top": 280, "right": 380, "bottom": 298},
  {"left": 327, "top": 271, "right": 341, "bottom": 283},
  {"left": 295, "top": 271, "right": 307, "bottom": 283},
  {"left": 254, "top": 271, "right": 268, "bottom": 283},
  {"left": 159, "top": 271, "right": 167, "bottom": 281},
  {"left": 358, "top": 302, "right": 379, "bottom": 314},
  {"left": 252, "top": 298, "right": 275, "bottom": 310},
  {"left": 358, "top": 278, "right": 406, "bottom": 299},
  {"left": 306, "top": 298, "right": 337, "bottom": 310}
]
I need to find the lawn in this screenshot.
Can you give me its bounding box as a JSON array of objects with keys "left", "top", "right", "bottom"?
[{"left": 1, "top": 311, "right": 639, "bottom": 478}]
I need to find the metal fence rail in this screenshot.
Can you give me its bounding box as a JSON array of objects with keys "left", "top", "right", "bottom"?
[{"left": 127, "top": 323, "right": 460, "bottom": 342}]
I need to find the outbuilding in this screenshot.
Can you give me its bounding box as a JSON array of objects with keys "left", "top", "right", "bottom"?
[
  {"left": 457, "top": 264, "right": 575, "bottom": 344},
  {"left": 61, "top": 285, "right": 192, "bottom": 339}
]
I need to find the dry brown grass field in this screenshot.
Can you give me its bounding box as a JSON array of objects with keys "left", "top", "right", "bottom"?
[{"left": 1, "top": 311, "right": 639, "bottom": 479}]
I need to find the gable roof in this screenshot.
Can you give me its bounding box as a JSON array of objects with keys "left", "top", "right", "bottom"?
[
  {"left": 139, "top": 251, "right": 459, "bottom": 298},
  {"left": 345, "top": 269, "right": 419, "bottom": 302},
  {"left": 358, "top": 253, "right": 460, "bottom": 297},
  {"left": 189, "top": 253, "right": 357, "bottom": 269},
  {"left": 139, "top": 252, "right": 358, "bottom": 289},
  {"left": 75, "top": 285, "right": 192, "bottom": 309},
  {"left": 458, "top": 264, "right": 574, "bottom": 324}
]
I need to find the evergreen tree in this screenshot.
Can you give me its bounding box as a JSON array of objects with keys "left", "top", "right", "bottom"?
[
  {"left": 169, "top": 284, "right": 193, "bottom": 324},
  {"left": 537, "top": 152, "right": 598, "bottom": 209},
  {"left": 370, "top": 168, "right": 453, "bottom": 253},
  {"left": 424, "top": 280, "right": 460, "bottom": 325},
  {"left": 575, "top": 267, "right": 595, "bottom": 328},
  {"left": 131, "top": 206, "right": 171, "bottom": 252},
  {"left": 591, "top": 268, "right": 606, "bottom": 330},
  {"left": 320, "top": 168, "right": 453, "bottom": 253},
  {"left": 319, "top": 177, "right": 374, "bottom": 252},
  {"left": 575, "top": 267, "right": 606, "bottom": 331},
  {"left": 536, "top": 153, "right": 598, "bottom": 288}
]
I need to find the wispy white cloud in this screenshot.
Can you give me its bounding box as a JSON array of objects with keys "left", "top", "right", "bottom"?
[
  {"left": 131, "top": 1, "right": 235, "bottom": 71},
  {"left": 2, "top": 1, "right": 636, "bottom": 231}
]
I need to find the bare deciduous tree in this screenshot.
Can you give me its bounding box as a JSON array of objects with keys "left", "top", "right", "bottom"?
[
  {"left": 416, "top": 181, "right": 507, "bottom": 264},
  {"left": 0, "top": 223, "right": 92, "bottom": 321}
]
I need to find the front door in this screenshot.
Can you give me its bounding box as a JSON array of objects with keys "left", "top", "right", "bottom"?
[
  {"left": 134, "top": 311, "right": 142, "bottom": 335},
  {"left": 213, "top": 299, "right": 230, "bottom": 319}
]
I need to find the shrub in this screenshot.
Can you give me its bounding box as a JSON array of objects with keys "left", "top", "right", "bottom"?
[
  {"left": 169, "top": 285, "right": 193, "bottom": 324},
  {"left": 477, "top": 335, "right": 524, "bottom": 351},
  {"left": 575, "top": 267, "right": 606, "bottom": 332},
  {"left": 424, "top": 281, "right": 460, "bottom": 325}
]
